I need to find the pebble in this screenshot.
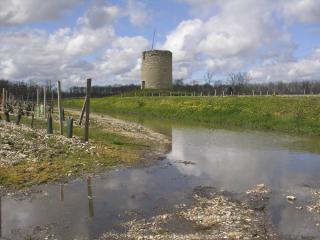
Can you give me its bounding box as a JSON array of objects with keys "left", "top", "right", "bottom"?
[{"left": 286, "top": 195, "right": 296, "bottom": 201}]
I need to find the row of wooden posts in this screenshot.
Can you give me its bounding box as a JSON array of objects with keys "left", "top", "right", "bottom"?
[
  {"left": 1, "top": 79, "right": 92, "bottom": 142},
  {"left": 127, "top": 89, "right": 317, "bottom": 98}
]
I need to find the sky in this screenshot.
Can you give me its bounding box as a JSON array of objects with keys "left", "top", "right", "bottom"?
[{"left": 0, "top": 0, "right": 320, "bottom": 88}]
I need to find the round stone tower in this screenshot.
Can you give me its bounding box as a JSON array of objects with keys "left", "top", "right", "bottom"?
[{"left": 141, "top": 50, "right": 172, "bottom": 89}]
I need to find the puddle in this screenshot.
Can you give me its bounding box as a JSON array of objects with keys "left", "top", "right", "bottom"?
[{"left": 1, "top": 122, "right": 320, "bottom": 239}]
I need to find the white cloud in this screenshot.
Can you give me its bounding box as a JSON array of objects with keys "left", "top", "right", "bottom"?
[
  {"left": 77, "top": 1, "right": 120, "bottom": 29},
  {"left": 0, "top": 0, "right": 83, "bottom": 25},
  {"left": 281, "top": 0, "right": 320, "bottom": 24},
  {"left": 0, "top": 0, "right": 150, "bottom": 87},
  {"left": 0, "top": 25, "right": 148, "bottom": 87},
  {"left": 162, "top": 0, "right": 294, "bottom": 80},
  {"left": 97, "top": 36, "right": 149, "bottom": 81},
  {"left": 126, "top": 0, "right": 150, "bottom": 27},
  {"left": 66, "top": 27, "right": 115, "bottom": 56},
  {"left": 249, "top": 48, "right": 320, "bottom": 82},
  {"left": 0, "top": 0, "right": 320, "bottom": 87}
]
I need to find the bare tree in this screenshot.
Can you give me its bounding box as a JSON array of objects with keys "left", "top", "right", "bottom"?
[
  {"left": 229, "top": 72, "right": 251, "bottom": 94},
  {"left": 204, "top": 71, "right": 214, "bottom": 85}
]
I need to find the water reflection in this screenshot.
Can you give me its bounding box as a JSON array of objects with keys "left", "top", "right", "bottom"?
[
  {"left": 60, "top": 184, "right": 64, "bottom": 202},
  {"left": 169, "top": 129, "right": 320, "bottom": 192},
  {"left": 0, "top": 196, "right": 2, "bottom": 238},
  {"left": 1, "top": 125, "right": 320, "bottom": 239},
  {"left": 87, "top": 177, "right": 94, "bottom": 218}
]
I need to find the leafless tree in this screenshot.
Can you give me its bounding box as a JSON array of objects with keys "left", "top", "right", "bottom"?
[
  {"left": 204, "top": 71, "right": 214, "bottom": 85},
  {"left": 229, "top": 72, "right": 251, "bottom": 94}
]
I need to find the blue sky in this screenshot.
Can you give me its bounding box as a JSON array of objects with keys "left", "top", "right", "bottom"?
[{"left": 0, "top": 0, "right": 320, "bottom": 87}]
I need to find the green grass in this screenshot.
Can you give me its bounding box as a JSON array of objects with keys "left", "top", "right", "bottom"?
[{"left": 64, "top": 95, "right": 320, "bottom": 136}]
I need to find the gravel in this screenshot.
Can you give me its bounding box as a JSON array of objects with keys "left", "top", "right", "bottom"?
[
  {"left": 0, "top": 120, "right": 92, "bottom": 167},
  {"left": 100, "top": 186, "right": 278, "bottom": 240}
]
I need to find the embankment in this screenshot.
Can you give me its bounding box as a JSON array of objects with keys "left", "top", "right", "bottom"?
[{"left": 64, "top": 96, "right": 320, "bottom": 136}]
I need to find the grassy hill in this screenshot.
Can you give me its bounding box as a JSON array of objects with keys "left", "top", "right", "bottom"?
[{"left": 64, "top": 95, "right": 320, "bottom": 136}]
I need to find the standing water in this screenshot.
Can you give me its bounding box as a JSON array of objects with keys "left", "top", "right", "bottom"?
[{"left": 1, "top": 117, "right": 320, "bottom": 239}]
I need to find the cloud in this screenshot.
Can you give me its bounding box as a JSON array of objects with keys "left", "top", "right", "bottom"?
[
  {"left": 249, "top": 48, "right": 320, "bottom": 82},
  {"left": 0, "top": 0, "right": 320, "bottom": 87},
  {"left": 126, "top": 0, "right": 150, "bottom": 27},
  {"left": 0, "top": 0, "right": 83, "bottom": 25},
  {"left": 0, "top": 0, "right": 149, "bottom": 87},
  {"left": 178, "top": 0, "right": 221, "bottom": 17},
  {"left": 96, "top": 36, "right": 149, "bottom": 81},
  {"left": 161, "top": 0, "right": 295, "bottom": 80},
  {"left": 281, "top": 0, "right": 320, "bottom": 24},
  {"left": 77, "top": 1, "right": 120, "bottom": 29}
]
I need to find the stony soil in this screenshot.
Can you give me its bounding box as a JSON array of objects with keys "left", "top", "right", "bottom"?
[
  {"left": 308, "top": 189, "right": 320, "bottom": 214},
  {"left": 0, "top": 120, "right": 93, "bottom": 167},
  {"left": 100, "top": 185, "right": 278, "bottom": 240}
]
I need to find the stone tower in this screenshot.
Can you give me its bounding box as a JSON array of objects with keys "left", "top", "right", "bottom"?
[{"left": 141, "top": 50, "right": 172, "bottom": 89}]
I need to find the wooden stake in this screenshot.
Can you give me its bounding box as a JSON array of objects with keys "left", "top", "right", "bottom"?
[
  {"left": 36, "top": 88, "right": 39, "bottom": 118},
  {"left": 79, "top": 96, "right": 87, "bottom": 126},
  {"left": 31, "top": 103, "right": 35, "bottom": 128},
  {"left": 51, "top": 89, "right": 54, "bottom": 114},
  {"left": 57, "top": 81, "right": 63, "bottom": 135},
  {"left": 43, "top": 87, "right": 46, "bottom": 118},
  {"left": 84, "top": 78, "right": 91, "bottom": 142},
  {"left": 2, "top": 88, "right": 5, "bottom": 112}
]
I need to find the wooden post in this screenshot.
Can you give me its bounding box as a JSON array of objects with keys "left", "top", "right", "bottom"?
[
  {"left": 31, "top": 103, "right": 35, "bottom": 128},
  {"left": 79, "top": 96, "right": 87, "bottom": 126},
  {"left": 36, "top": 88, "right": 39, "bottom": 105},
  {"left": 31, "top": 113, "right": 34, "bottom": 128},
  {"left": 36, "top": 88, "right": 39, "bottom": 118},
  {"left": 2, "top": 88, "right": 5, "bottom": 112},
  {"left": 51, "top": 89, "right": 54, "bottom": 114},
  {"left": 67, "top": 117, "right": 74, "bottom": 138},
  {"left": 47, "top": 116, "right": 53, "bottom": 134},
  {"left": 43, "top": 87, "right": 46, "bottom": 118},
  {"left": 16, "top": 107, "right": 22, "bottom": 125},
  {"left": 84, "top": 78, "right": 91, "bottom": 142},
  {"left": 57, "top": 81, "right": 63, "bottom": 135}
]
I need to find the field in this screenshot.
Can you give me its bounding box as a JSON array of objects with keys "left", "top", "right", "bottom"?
[{"left": 64, "top": 95, "right": 320, "bottom": 136}]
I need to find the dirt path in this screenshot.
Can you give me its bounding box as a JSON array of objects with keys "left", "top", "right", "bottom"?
[{"left": 66, "top": 109, "right": 171, "bottom": 151}]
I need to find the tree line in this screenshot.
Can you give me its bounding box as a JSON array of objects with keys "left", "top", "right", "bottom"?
[{"left": 1, "top": 73, "right": 320, "bottom": 100}]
